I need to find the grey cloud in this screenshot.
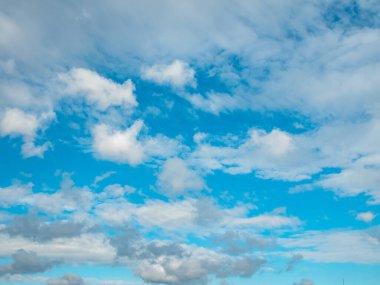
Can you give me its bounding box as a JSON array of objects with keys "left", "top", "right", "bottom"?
[
  {"left": 111, "top": 227, "right": 185, "bottom": 260},
  {"left": 214, "top": 231, "right": 276, "bottom": 255},
  {"left": 286, "top": 254, "right": 303, "bottom": 271},
  {"left": 218, "top": 257, "right": 266, "bottom": 278},
  {"left": 137, "top": 253, "right": 266, "bottom": 285},
  {"left": 46, "top": 274, "right": 84, "bottom": 285},
  {"left": 110, "top": 228, "right": 265, "bottom": 284},
  {"left": 2, "top": 214, "right": 87, "bottom": 242},
  {"left": 0, "top": 249, "right": 58, "bottom": 276},
  {"left": 194, "top": 198, "right": 224, "bottom": 227}
]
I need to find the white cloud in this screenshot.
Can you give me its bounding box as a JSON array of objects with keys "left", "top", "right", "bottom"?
[
  {"left": 190, "top": 128, "right": 302, "bottom": 180},
  {"left": 99, "top": 184, "right": 136, "bottom": 200},
  {"left": 59, "top": 68, "right": 137, "bottom": 110},
  {"left": 232, "top": 214, "right": 301, "bottom": 229},
  {"left": 184, "top": 92, "right": 246, "bottom": 115},
  {"left": 0, "top": 174, "right": 94, "bottom": 215},
  {"left": 92, "top": 120, "right": 145, "bottom": 165},
  {"left": 91, "top": 121, "right": 182, "bottom": 166},
  {"left": 142, "top": 60, "right": 195, "bottom": 88},
  {"left": 280, "top": 227, "right": 380, "bottom": 263},
  {"left": 0, "top": 233, "right": 115, "bottom": 264},
  {"left": 0, "top": 183, "right": 32, "bottom": 208},
  {"left": 0, "top": 108, "right": 38, "bottom": 137},
  {"left": 0, "top": 108, "right": 54, "bottom": 158},
  {"left": 133, "top": 244, "right": 265, "bottom": 284},
  {"left": 318, "top": 154, "right": 380, "bottom": 204},
  {"left": 190, "top": 119, "right": 380, "bottom": 203},
  {"left": 95, "top": 197, "right": 300, "bottom": 235},
  {"left": 157, "top": 158, "right": 205, "bottom": 197},
  {"left": 356, "top": 212, "right": 376, "bottom": 223}
]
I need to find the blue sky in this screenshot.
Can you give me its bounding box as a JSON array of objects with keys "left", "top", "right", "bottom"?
[{"left": 0, "top": 1, "right": 380, "bottom": 284}]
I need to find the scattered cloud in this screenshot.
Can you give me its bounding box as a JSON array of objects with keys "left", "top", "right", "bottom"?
[
  {"left": 281, "top": 227, "right": 380, "bottom": 263},
  {"left": 0, "top": 108, "right": 54, "bottom": 157},
  {"left": 142, "top": 60, "right": 195, "bottom": 88},
  {"left": 0, "top": 249, "right": 58, "bottom": 276},
  {"left": 59, "top": 68, "right": 137, "bottom": 110},
  {"left": 92, "top": 120, "right": 145, "bottom": 165},
  {"left": 356, "top": 211, "right": 376, "bottom": 223},
  {"left": 2, "top": 214, "right": 87, "bottom": 242},
  {"left": 157, "top": 158, "right": 205, "bottom": 197}
]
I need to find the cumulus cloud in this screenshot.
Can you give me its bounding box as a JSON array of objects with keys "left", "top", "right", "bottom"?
[
  {"left": 0, "top": 174, "right": 94, "bottom": 214},
  {"left": 157, "top": 158, "right": 205, "bottom": 197},
  {"left": 92, "top": 121, "right": 182, "bottom": 165},
  {"left": 109, "top": 228, "right": 266, "bottom": 285},
  {"left": 2, "top": 214, "right": 86, "bottom": 242},
  {"left": 0, "top": 183, "right": 32, "bottom": 208},
  {"left": 142, "top": 60, "right": 195, "bottom": 88},
  {"left": 135, "top": 247, "right": 265, "bottom": 284},
  {"left": 92, "top": 120, "right": 145, "bottom": 165},
  {"left": 0, "top": 108, "right": 54, "bottom": 157},
  {"left": 98, "top": 184, "right": 135, "bottom": 200},
  {"left": 0, "top": 249, "right": 58, "bottom": 276},
  {"left": 59, "top": 68, "right": 137, "bottom": 110},
  {"left": 0, "top": 233, "right": 115, "bottom": 265},
  {"left": 318, "top": 154, "right": 380, "bottom": 204},
  {"left": 190, "top": 128, "right": 302, "bottom": 181},
  {"left": 356, "top": 211, "right": 376, "bottom": 223}
]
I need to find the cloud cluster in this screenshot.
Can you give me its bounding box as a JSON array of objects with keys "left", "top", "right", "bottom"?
[
  {"left": 0, "top": 249, "right": 57, "bottom": 276},
  {"left": 2, "top": 214, "right": 86, "bottom": 242}
]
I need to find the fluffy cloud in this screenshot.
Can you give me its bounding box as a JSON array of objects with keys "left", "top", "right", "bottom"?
[
  {"left": 356, "top": 212, "right": 376, "bottom": 223},
  {"left": 157, "top": 158, "right": 205, "bottom": 197},
  {"left": 59, "top": 68, "right": 137, "bottom": 110},
  {"left": 135, "top": 247, "right": 265, "bottom": 284},
  {"left": 0, "top": 108, "right": 54, "bottom": 157},
  {"left": 142, "top": 60, "right": 195, "bottom": 88},
  {"left": 0, "top": 233, "right": 115, "bottom": 264},
  {"left": 92, "top": 120, "right": 145, "bottom": 165},
  {"left": 92, "top": 121, "right": 182, "bottom": 165},
  {"left": 2, "top": 214, "right": 87, "bottom": 242},
  {"left": 0, "top": 183, "right": 32, "bottom": 208},
  {"left": 0, "top": 249, "right": 57, "bottom": 276},
  {"left": 0, "top": 174, "right": 94, "bottom": 214},
  {"left": 190, "top": 128, "right": 304, "bottom": 181},
  {"left": 0, "top": 108, "right": 39, "bottom": 137},
  {"left": 318, "top": 154, "right": 380, "bottom": 204}
]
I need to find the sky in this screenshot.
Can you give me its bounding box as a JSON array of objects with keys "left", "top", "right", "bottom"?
[{"left": 0, "top": 0, "right": 380, "bottom": 284}]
